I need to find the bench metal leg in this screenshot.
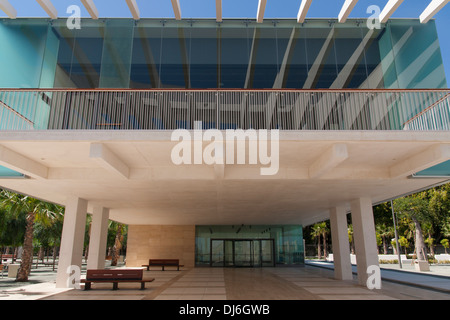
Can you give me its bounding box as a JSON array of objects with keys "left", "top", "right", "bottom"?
[
  {"left": 140, "top": 282, "right": 145, "bottom": 290},
  {"left": 84, "top": 282, "right": 91, "bottom": 290},
  {"left": 112, "top": 282, "right": 118, "bottom": 290}
]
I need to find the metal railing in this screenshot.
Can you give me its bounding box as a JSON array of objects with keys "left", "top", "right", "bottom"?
[
  {"left": 0, "top": 89, "right": 449, "bottom": 131},
  {"left": 403, "top": 92, "right": 450, "bottom": 130}
]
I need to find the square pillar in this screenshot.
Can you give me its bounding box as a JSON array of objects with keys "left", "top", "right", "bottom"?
[
  {"left": 87, "top": 206, "right": 109, "bottom": 270},
  {"left": 351, "top": 197, "right": 379, "bottom": 286},
  {"left": 56, "top": 197, "right": 88, "bottom": 288},
  {"left": 329, "top": 206, "right": 353, "bottom": 280}
]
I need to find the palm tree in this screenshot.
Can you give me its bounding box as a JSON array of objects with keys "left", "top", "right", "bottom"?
[
  {"left": 318, "top": 222, "right": 329, "bottom": 258},
  {"left": 109, "top": 222, "right": 126, "bottom": 266},
  {"left": 348, "top": 225, "right": 355, "bottom": 254},
  {"left": 376, "top": 224, "right": 394, "bottom": 254},
  {"left": 310, "top": 224, "right": 322, "bottom": 259},
  {"left": 0, "top": 190, "right": 61, "bottom": 282}
]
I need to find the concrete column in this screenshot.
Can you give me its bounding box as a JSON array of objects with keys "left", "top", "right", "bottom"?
[
  {"left": 87, "top": 206, "right": 109, "bottom": 270},
  {"left": 351, "top": 197, "right": 379, "bottom": 286},
  {"left": 56, "top": 197, "right": 88, "bottom": 288},
  {"left": 329, "top": 206, "right": 353, "bottom": 280}
]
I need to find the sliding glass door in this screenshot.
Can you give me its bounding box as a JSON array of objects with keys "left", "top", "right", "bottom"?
[{"left": 210, "top": 239, "right": 275, "bottom": 267}]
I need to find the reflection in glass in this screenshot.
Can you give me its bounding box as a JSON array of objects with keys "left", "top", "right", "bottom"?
[
  {"left": 1, "top": 18, "right": 445, "bottom": 90},
  {"left": 195, "top": 225, "right": 303, "bottom": 267}
]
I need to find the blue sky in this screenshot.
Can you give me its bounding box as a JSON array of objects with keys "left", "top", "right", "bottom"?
[{"left": 2, "top": 0, "right": 450, "bottom": 82}]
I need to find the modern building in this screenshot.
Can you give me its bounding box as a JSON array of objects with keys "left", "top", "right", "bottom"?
[{"left": 0, "top": 0, "right": 449, "bottom": 289}]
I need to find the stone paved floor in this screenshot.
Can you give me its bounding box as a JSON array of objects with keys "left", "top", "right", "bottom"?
[{"left": 1, "top": 263, "right": 450, "bottom": 300}]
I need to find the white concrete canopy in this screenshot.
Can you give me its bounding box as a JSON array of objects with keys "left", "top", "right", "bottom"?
[
  {"left": 36, "top": 0, "right": 57, "bottom": 19},
  {"left": 420, "top": 0, "right": 450, "bottom": 23},
  {"left": 0, "top": 130, "right": 448, "bottom": 228},
  {"left": 0, "top": 0, "right": 16, "bottom": 18},
  {"left": 80, "top": 0, "right": 99, "bottom": 19},
  {"left": 379, "top": 0, "right": 405, "bottom": 23},
  {"left": 297, "top": 0, "right": 313, "bottom": 23},
  {"left": 171, "top": 0, "right": 182, "bottom": 20},
  {"left": 125, "top": 0, "right": 140, "bottom": 20},
  {"left": 338, "top": 0, "right": 359, "bottom": 23},
  {"left": 216, "top": 0, "right": 222, "bottom": 22},
  {"left": 257, "top": 0, "right": 267, "bottom": 23}
]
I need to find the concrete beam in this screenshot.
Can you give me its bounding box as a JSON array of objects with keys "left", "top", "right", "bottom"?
[
  {"left": 36, "top": 0, "right": 57, "bottom": 19},
  {"left": 80, "top": 0, "right": 99, "bottom": 19},
  {"left": 171, "top": 0, "right": 182, "bottom": 20},
  {"left": 0, "top": 145, "right": 48, "bottom": 179},
  {"left": 389, "top": 144, "right": 450, "bottom": 179},
  {"left": 338, "top": 0, "right": 359, "bottom": 23},
  {"left": 297, "top": 0, "right": 313, "bottom": 23},
  {"left": 216, "top": 0, "right": 222, "bottom": 22},
  {"left": 0, "top": 0, "right": 17, "bottom": 18},
  {"left": 257, "top": 0, "right": 267, "bottom": 23},
  {"left": 309, "top": 144, "right": 349, "bottom": 179},
  {"left": 379, "top": 0, "right": 404, "bottom": 23},
  {"left": 89, "top": 143, "right": 130, "bottom": 179},
  {"left": 125, "top": 0, "right": 140, "bottom": 20},
  {"left": 420, "top": 0, "right": 450, "bottom": 23}
]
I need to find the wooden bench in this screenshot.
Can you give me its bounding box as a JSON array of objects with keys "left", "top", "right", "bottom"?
[
  {"left": 81, "top": 269, "right": 154, "bottom": 290},
  {"left": 142, "top": 259, "right": 184, "bottom": 271}
]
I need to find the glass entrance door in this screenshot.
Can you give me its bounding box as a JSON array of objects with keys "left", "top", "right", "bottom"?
[
  {"left": 234, "top": 240, "right": 253, "bottom": 267},
  {"left": 210, "top": 239, "right": 275, "bottom": 267}
]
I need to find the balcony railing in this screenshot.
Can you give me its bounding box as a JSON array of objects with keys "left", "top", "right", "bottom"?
[{"left": 0, "top": 89, "right": 449, "bottom": 131}]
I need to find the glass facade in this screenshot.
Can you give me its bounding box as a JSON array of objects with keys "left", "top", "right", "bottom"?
[
  {"left": 0, "top": 18, "right": 448, "bottom": 178},
  {"left": 195, "top": 225, "right": 304, "bottom": 267},
  {"left": 0, "top": 18, "right": 446, "bottom": 90}
]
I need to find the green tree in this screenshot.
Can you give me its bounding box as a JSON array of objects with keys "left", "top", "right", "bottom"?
[
  {"left": 0, "top": 207, "right": 26, "bottom": 262},
  {"left": 428, "top": 184, "right": 450, "bottom": 241},
  {"left": 398, "top": 236, "right": 409, "bottom": 256},
  {"left": 441, "top": 239, "right": 449, "bottom": 254},
  {"left": 394, "top": 195, "right": 429, "bottom": 261},
  {"left": 33, "top": 206, "right": 64, "bottom": 268},
  {"left": 0, "top": 190, "right": 61, "bottom": 282}
]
